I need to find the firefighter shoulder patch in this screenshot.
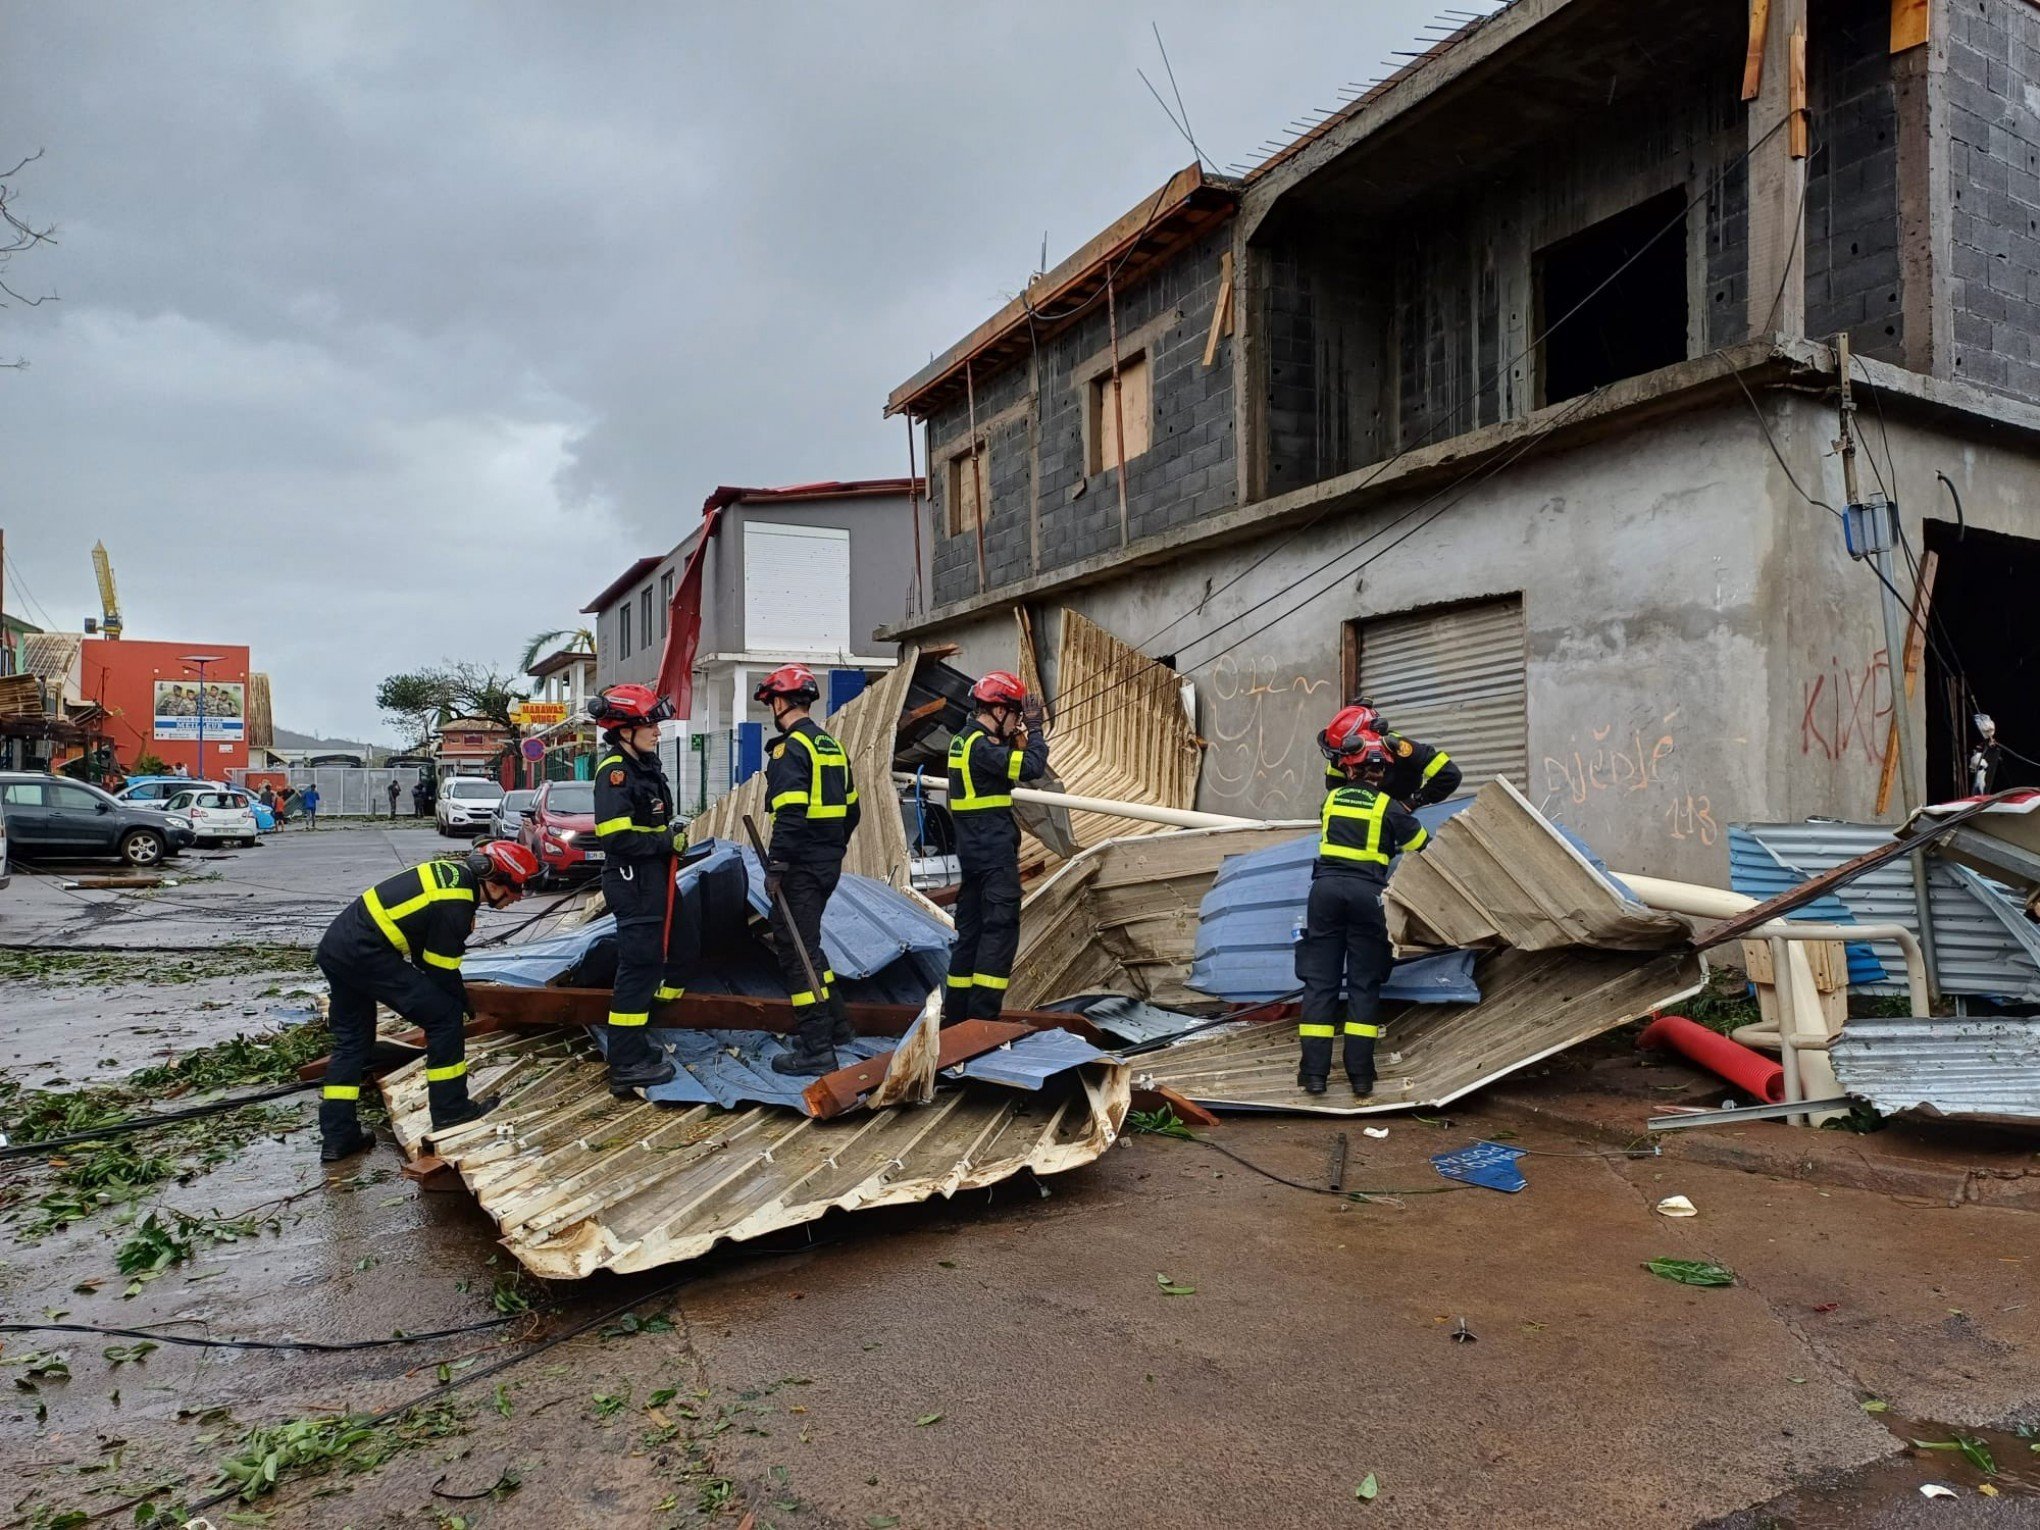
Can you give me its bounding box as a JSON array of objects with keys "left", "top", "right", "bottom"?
[
  {"left": 1396, "top": 738, "right": 1415, "bottom": 758},
  {"left": 608, "top": 768, "right": 626, "bottom": 785}
]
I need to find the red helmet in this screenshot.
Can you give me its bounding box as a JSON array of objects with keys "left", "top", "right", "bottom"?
[
  {"left": 587, "top": 683, "right": 673, "bottom": 728},
  {"left": 1334, "top": 730, "right": 1393, "bottom": 777},
  {"left": 753, "top": 664, "right": 819, "bottom": 705},
  {"left": 970, "top": 670, "right": 1027, "bottom": 709},
  {"left": 1318, "top": 704, "right": 1383, "bottom": 762},
  {"left": 468, "top": 839, "right": 540, "bottom": 895}
]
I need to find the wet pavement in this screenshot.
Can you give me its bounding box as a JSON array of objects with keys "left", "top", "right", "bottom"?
[{"left": 2, "top": 835, "right": 2038, "bottom": 1526}]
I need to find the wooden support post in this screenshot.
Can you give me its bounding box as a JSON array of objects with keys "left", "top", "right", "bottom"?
[
  {"left": 1106, "top": 269, "right": 1130, "bottom": 546},
  {"left": 1202, "top": 249, "right": 1234, "bottom": 368},
  {"left": 1875, "top": 548, "right": 1938, "bottom": 815},
  {"left": 1788, "top": 25, "right": 1809, "bottom": 159},
  {"left": 1742, "top": 0, "right": 1773, "bottom": 101},
  {"left": 965, "top": 361, "right": 989, "bottom": 592},
  {"left": 1890, "top": 0, "right": 1929, "bottom": 53}
]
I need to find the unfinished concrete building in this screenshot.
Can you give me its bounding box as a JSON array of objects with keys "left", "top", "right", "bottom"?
[{"left": 882, "top": 0, "right": 2040, "bottom": 881}]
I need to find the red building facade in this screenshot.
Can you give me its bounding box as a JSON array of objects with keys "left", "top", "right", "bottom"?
[{"left": 80, "top": 638, "right": 251, "bottom": 777}]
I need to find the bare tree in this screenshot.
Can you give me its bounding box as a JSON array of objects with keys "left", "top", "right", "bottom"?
[{"left": 1, "top": 150, "right": 58, "bottom": 370}]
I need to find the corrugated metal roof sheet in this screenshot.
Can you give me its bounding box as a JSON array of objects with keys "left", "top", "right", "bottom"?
[
  {"left": 625, "top": 1030, "right": 896, "bottom": 1112},
  {"left": 1142, "top": 947, "right": 1707, "bottom": 1116},
  {"left": 1830, "top": 1014, "right": 2040, "bottom": 1126},
  {"left": 954, "top": 1028, "right": 1112, "bottom": 1090},
  {"left": 1743, "top": 823, "right": 2040, "bottom": 1002},
  {"left": 1726, "top": 827, "right": 1891, "bottom": 987},
  {"left": 382, "top": 1029, "right": 1129, "bottom": 1278},
  {"left": 1036, "top": 995, "right": 1212, "bottom": 1047},
  {"left": 1385, "top": 779, "right": 1690, "bottom": 953},
  {"left": 1184, "top": 825, "right": 1479, "bottom": 1004}
]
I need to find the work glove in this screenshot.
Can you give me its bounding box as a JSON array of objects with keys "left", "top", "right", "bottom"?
[
  {"left": 1020, "top": 695, "right": 1046, "bottom": 731},
  {"left": 669, "top": 825, "right": 690, "bottom": 856},
  {"left": 765, "top": 866, "right": 785, "bottom": 903}
]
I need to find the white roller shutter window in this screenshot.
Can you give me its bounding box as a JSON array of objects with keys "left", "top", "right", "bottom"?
[
  {"left": 744, "top": 522, "right": 850, "bottom": 655},
  {"left": 1356, "top": 596, "right": 1527, "bottom": 791}
]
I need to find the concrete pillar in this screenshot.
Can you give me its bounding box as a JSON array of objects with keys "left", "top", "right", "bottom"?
[
  {"left": 1893, "top": 23, "right": 1951, "bottom": 376},
  {"left": 729, "top": 666, "right": 747, "bottom": 731},
  {"left": 1746, "top": 0, "right": 1809, "bottom": 340}
]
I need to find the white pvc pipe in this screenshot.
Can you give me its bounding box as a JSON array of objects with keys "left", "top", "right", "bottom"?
[{"left": 896, "top": 772, "right": 1261, "bottom": 831}]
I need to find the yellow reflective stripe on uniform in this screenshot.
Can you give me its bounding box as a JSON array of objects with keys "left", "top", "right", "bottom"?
[
  {"left": 1421, "top": 750, "right": 1449, "bottom": 782},
  {"left": 945, "top": 974, "right": 973, "bottom": 989},
  {"left": 362, "top": 885, "right": 410, "bottom": 957},
  {"left": 1404, "top": 825, "right": 1429, "bottom": 853},
  {"left": 608, "top": 1011, "right": 649, "bottom": 1027},
  {"left": 425, "top": 1061, "right": 467, "bottom": 1082},
  {"left": 598, "top": 754, "right": 623, "bottom": 769},
  {"left": 789, "top": 990, "right": 820, "bottom": 1007},
  {"left": 322, "top": 1083, "right": 361, "bottom": 1101},
  {"left": 947, "top": 728, "right": 1013, "bottom": 811},
  {"left": 1297, "top": 1023, "right": 1337, "bottom": 1038},
  {"left": 595, "top": 815, "right": 634, "bottom": 836},
  {"left": 1319, "top": 790, "right": 1391, "bottom": 864},
  {"left": 1005, "top": 749, "right": 1024, "bottom": 782},
  {"left": 654, "top": 985, "right": 685, "bottom": 1002},
  {"left": 787, "top": 731, "right": 852, "bottom": 819},
  {"left": 1344, "top": 1022, "right": 1382, "bottom": 1038},
  {"left": 769, "top": 790, "right": 807, "bottom": 810},
  {"left": 972, "top": 973, "right": 1010, "bottom": 990},
  {"left": 421, "top": 949, "right": 461, "bottom": 971}
]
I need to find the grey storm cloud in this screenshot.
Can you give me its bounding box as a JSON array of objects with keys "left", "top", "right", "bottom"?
[{"left": 0, "top": 1, "right": 1478, "bottom": 740}]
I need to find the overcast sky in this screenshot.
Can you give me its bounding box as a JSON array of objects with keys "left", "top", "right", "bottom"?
[{"left": 0, "top": 1, "right": 1481, "bottom": 741}]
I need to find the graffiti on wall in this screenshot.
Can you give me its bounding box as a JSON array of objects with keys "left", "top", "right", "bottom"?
[
  {"left": 1800, "top": 652, "right": 1891, "bottom": 766},
  {"left": 1203, "top": 654, "right": 1332, "bottom": 808},
  {"left": 1539, "top": 712, "right": 1717, "bottom": 847}
]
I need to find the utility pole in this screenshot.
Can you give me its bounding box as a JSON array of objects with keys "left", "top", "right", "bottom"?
[{"left": 1836, "top": 334, "right": 1940, "bottom": 1000}]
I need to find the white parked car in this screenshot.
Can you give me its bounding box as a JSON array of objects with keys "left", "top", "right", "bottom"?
[
  {"left": 163, "top": 787, "right": 260, "bottom": 847},
  {"left": 436, "top": 776, "right": 505, "bottom": 837}
]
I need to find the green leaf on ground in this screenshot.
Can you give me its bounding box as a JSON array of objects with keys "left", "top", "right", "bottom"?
[
  {"left": 1957, "top": 1435, "right": 1997, "bottom": 1476},
  {"left": 1356, "top": 1473, "right": 1379, "bottom": 1501},
  {"left": 1861, "top": 1399, "right": 1889, "bottom": 1413},
  {"left": 1644, "top": 1258, "right": 1735, "bottom": 1287},
  {"left": 1155, "top": 1273, "right": 1197, "bottom": 1296},
  {"left": 913, "top": 1412, "right": 942, "bottom": 1427}
]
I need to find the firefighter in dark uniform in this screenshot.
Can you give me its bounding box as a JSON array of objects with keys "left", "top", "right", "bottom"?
[
  {"left": 1319, "top": 702, "right": 1462, "bottom": 808},
  {"left": 589, "top": 683, "right": 685, "bottom": 1093},
  {"left": 944, "top": 671, "right": 1048, "bottom": 1026},
  {"left": 314, "top": 839, "right": 539, "bottom": 1162},
  {"left": 1296, "top": 723, "right": 1430, "bottom": 1098},
  {"left": 755, "top": 665, "right": 861, "bottom": 1077}
]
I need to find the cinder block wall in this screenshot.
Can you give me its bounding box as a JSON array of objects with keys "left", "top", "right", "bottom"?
[
  {"left": 924, "top": 226, "right": 1238, "bottom": 608},
  {"left": 1944, "top": 0, "right": 2040, "bottom": 398},
  {"left": 1804, "top": 0, "right": 1905, "bottom": 358}
]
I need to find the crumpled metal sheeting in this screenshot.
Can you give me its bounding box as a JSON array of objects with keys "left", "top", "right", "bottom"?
[
  {"left": 1009, "top": 824, "right": 1312, "bottom": 1010},
  {"left": 1726, "top": 827, "right": 1891, "bottom": 986},
  {"left": 954, "top": 1027, "right": 1112, "bottom": 1089},
  {"left": 1742, "top": 822, "right": 2040, "bottom": 1002},
  {"left": 1038, "top": 994, "right": 1214, "bottom": 1047},
  {"left": 1139, "top": 946, "right": 1707, "bottom": 1117},
  {"left": 618, "top": 1029, "right": 896, "bottom": 1112},
  {"left": 1829, "top": 1015, "right": 2040, "bottom": 1126},
  {"left": 382, "top": 1029, "right": 1131, "bottom": 1279},
  {"left": 1385, "top": 779, "right": 1688, "bottom": 953}
]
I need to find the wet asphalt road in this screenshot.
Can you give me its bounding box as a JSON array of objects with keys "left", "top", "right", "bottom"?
[{"left": 2, "top": 831, "right": 2037, "bottom": 1527}]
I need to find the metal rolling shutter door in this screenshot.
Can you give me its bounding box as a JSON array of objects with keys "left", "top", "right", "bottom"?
[{"left": 1357, "top": 596, "right": 1527, "bottom": 791}]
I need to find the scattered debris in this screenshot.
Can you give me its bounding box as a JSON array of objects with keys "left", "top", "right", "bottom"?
[
  {"left": 1829, "top": 1015, "right": 2040, "bottom": 1127},
  {"left": 1655, "top": 1196, "right": 1698, "bottom": 1218},
  {"left": 1431, "top": 1142, "right": 1528, "bottom": 1194},
  {"left": 1449, "top": 1318, "right": 1476, "bottom": 1344},
  {"left": 1155, "top": 1273, "right": 1196, "bottom": 1296},
  {"left": 1356, "top": 1473, "right": 1379, "bottom": 1502},
  {"left": 1919, "top": 1483, "right": 1956, "bottom": 1499},
  {"left": 1362, "top": 1127, "right": 1389, "bottom": 1140}
]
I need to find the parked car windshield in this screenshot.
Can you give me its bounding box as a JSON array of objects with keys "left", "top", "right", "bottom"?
[
  {"left": 444, "top": 779, "right": 501, "bottom": 800},
  {"left": 499, "top": 790, "right": 537, "bottom": 813},
  {"left": 544, "top": 783, "right": 595, "bottom": 814}
]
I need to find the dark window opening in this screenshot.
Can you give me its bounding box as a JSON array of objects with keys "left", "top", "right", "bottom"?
[
  {"left": 1922, "top": 521, "right": 2040, "bottom": 797},
  {"left": 1535, "top": 189, "right": 1689, "bottom": 405}
]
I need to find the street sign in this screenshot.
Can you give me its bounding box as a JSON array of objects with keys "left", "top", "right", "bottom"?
[
  {"left": 519, "top": 738, "right": 545, "bottom": 761},
  {"left": 514, "top": 701, "right": 570, "bottom": 727}
]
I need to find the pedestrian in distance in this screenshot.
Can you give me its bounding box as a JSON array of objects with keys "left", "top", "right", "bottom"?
[
  {"left": 1319, "top": 702, "right": 1462, "bottom": 808},
  {"left": 257, "top": 784, "right": 275, "bottom": 812},
  {"left": 313, "top": 839, "right": 539, "bottom": 1162},
  {"left": 1296, "top": 722, "right": 1430, "bottom": 1098},
  {"left": 943, "top": 671, "right": 1047, "bottom": 1026},
  {"left": 411, "top": 779, "right": 428, "bottom": 818},
  {"left": 587, "top": 684, "right": 687, "bottom": 1094},
  {"left": 755, "top": 664, "right": 860, "bottom": 1077},
  {"left": 301, "top": 783, "right": 320, "bottom": 829},
  {"left": 387, "top": 779, "right": 401, "bottom": 819}
]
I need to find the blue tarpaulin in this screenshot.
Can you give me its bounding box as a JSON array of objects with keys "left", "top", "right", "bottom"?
[
  {"left": 464, "top": 839, "right": 950, "bottom": 1001},
  {"left": 1725, "top": 828, "right": 1891, "bottom": 987}
]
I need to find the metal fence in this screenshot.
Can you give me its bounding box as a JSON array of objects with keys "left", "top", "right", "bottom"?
[
  {"left": 661, "top": 725, "right": 765, "bottom": 818},
  {"left": 228, "top": 765, "right": 427, "bottom": 818}
]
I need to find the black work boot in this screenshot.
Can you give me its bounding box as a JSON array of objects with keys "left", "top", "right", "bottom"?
[
  {"left": 1298, "top": 1035, "right": 1333, "bottom": 1095},
  {"left": 605, "top": 1027, "right": 677, "bottom": 1094},
  {"left": 771, "top": 1017, "right": 838, "bottom": 1077},
  {"left": 826, "top": 992, "right": 856, "bottom": 1048},
  {"left": 1296, "top": 1068, "right": 1328, "bottom": 1095},
  {"left": 430, "top": 1092, "right": 501, "bottom": 1134},
  {"left": 318, "top": 1100, "right": 375, "bottom": 1163},
  {"left": 1345, "top": 1037, "right": 1377, "bottom": 1099}
]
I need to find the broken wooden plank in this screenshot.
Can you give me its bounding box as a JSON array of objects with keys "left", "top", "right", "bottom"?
[
  {"left": 1788, "top": 25, "right": 1809, "bottom": 158},
  {"left": 804, "top": 1017, "right": 1036, "bottom": 1120},
  {"left": 1890, "top": 0, "right": 1929, "bottom": 53},
  {"left": 1202, "top": 249, "right": 1234, "bottom": 367},
  {"left": 1875, "top": 548, "right": 1938, "bottom": 816},
  {"left": 1742, "top": 0, "right": 1773, "bottom": 100}
]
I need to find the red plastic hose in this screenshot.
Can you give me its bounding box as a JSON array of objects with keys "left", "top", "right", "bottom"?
[{"left": 1636, "top": 1014, "right": 1785, "bottom": 1104}]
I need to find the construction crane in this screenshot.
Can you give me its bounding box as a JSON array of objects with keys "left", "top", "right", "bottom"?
[{"left": 90, "top": 540, "right": 123, "bottom": 639}]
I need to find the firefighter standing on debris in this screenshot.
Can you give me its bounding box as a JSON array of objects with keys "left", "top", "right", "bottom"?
[
  {"left": 756, "top": 664, "right": 861, "bottom": 1077},
  {"left": 944, "top": 671, "right": 1048, "bottom": 1026},
  {"left": 1296, "top": 721, "right": 1429, "bottom": 1098},
  {"left": 590, "top": 683, "right": 687, "bottom": 1093},
  {"left": 314, "top": 839, "right": 540, "bottom": 1163},
  {"left": 1320, "top": 702, "right": 1462, "bottom": 808}
]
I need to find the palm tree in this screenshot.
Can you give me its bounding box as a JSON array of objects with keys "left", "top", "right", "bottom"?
[{"left": 520, "top": 627, "right": 596, "bottom": 673}]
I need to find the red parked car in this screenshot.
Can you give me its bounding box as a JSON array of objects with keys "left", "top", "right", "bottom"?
[{"left": 518, "top": 779, "right": 601, "bottom": 886}]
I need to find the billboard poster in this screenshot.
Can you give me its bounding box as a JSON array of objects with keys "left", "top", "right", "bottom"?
[{"left": 153, "top": 679, "right": 246, "bottom": 742}]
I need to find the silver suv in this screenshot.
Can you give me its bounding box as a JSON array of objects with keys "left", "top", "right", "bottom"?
[{"left": 435, "top": 776, "right": 505, "bottom": 837}]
